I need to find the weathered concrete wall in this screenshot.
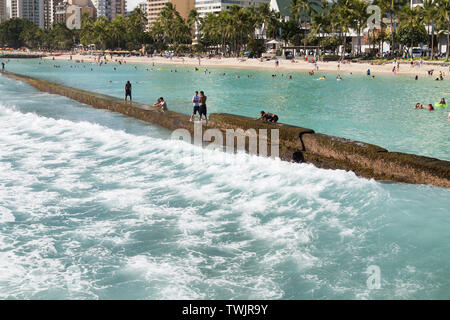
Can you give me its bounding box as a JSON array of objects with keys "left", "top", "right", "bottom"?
[
  {"left": 1, "top": 54, "right": 45, "bottom": 59},
  {"left": 2, "top": 71, "right": 449, "bottom": 188}
]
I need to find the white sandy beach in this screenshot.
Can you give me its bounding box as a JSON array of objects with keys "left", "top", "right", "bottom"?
[{"left": 42, "top": 53, "right": 450, "bottom": 77}]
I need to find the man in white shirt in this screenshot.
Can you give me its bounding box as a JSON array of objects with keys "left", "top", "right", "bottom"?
[{"left": 190, "top": 91, "right": 200, "bottom": 122}]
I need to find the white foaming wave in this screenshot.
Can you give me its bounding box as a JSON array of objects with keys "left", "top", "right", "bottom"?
[
  {"left": 0, "top": 103, "right": 388, "bottom": 299},
  {"left": 123, "top": 254, "right": 206, "bottom": 299},
  {"left": 0, "top": 206, "right": 15, "bottom": 223}
]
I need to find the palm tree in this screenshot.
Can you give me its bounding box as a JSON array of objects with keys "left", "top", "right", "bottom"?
[
  {"left": 353, "top": 0, "right": 369, "bottom": 55},
  {"left": 332, "top": 0, "right": 358, "bottom": 58},
  {"left": 422, "top": 0, "right": 437, "bottom": 58},
  {"left": 436, "top": 0, "right": 450, "bottom": 60},
  {"left": 398, "top": 5, "right": 424, "bottom": 50},
  {"left": 291, "top": 0, "right": 323, "bottom": 50}
]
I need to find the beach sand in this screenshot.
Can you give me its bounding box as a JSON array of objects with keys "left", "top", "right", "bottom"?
[{"left": 43, "top": 53, "right": 450, "bottom": 77}]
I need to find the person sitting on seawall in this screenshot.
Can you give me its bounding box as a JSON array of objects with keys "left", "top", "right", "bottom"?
[
  {"left": 153, "top": 97, "right": 168, "bottom": 112},
  {"left": 426, "top": 103, "right": 434, "bottom": 111},
  {"left": 256, "top": 111, "right": 279, "bottom": 123}
]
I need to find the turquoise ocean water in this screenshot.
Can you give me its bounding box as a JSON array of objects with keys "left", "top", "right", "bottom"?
[{"left": 0, "top": 59, "right": 449, "bottom": 299}]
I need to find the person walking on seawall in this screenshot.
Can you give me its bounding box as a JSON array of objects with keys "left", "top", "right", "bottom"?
[
  {"left": 190, "top": 91, "right": 200, "bottom": 122},
  {"left": 198, "top": 91, "right": 208, "bottom": 126},
  {"left": 125, "top": 81, "right": 132, "bottom": 101}
]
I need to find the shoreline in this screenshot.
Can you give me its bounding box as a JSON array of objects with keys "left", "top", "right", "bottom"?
[{"left": 40, "top": 54, "right": 450, "bottom": 77}]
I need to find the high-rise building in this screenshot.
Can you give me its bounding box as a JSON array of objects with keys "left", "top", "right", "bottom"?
[
  {"left": 137, "top": 1, "right": 146, "bottom": 13},
  {"left": 54, "top": 0, "right": 95, "bottom": 28},
  {"left": 10, "top": 0, "right": 45, "bottom": 28},
  {"left": 0, "top": 0, "right": 7, "bottom": 22},
  {"left": 111, "top": 0, "right": 126, "bottom": 19},
  {"left": 147, "top": 0, "right": 194, "bottom": 27},
  {"left": 92, "top": 0, "right": 125, "bottom": 20},
  {"left": 194, "top": 0, "right": 270, "bottom": 17},
  {"left": 43, "top": 0, "right": 64, "bottom": 28}
]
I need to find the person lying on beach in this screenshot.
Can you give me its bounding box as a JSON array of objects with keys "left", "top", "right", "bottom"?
[{"left": 256, "top": 111, "right": 278, "bottom": 123}]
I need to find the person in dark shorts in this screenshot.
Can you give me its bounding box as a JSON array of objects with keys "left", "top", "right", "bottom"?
[
  {"left": 199, "top": 91, "right": 208, "bottom": 125},
  {"left": 125, "top": 81, "right": 132, "bottom": 101},
  {"left": 256, "top": 111, "right": 278, "bottom": 123},
  {"left": 190, "top": 91, "right": 200, "bottom": 122}
]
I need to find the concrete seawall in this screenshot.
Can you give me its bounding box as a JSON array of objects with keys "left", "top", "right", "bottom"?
[
  {"left": 2, "top": 71, "right": 449, "bottom": 188},
  {"left": 1, "top": 54, "right": 46, "bottom": 59}
]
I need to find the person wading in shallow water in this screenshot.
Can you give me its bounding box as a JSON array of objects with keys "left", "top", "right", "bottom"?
[{"left": 125, "top": 81, "right": 132, "bottom": 101}]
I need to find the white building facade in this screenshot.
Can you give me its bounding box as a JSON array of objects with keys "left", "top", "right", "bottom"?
[{"left": 195, "top": 0, "right": 270, "bottom": 17}]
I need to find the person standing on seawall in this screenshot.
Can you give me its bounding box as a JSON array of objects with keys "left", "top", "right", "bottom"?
[
  {"left": 190, "top": 91, "right": 200, "bottom": 122},
  {"left": 198, "top": 91, "right": 208, "bottom": 126},
  {"left": 125, "top": 81, "right": 132, "bottom": 101}
]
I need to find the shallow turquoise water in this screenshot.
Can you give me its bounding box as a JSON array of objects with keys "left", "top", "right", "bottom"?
[
  {"left": 3, "top": 58, "right": 449, "bottom": 160},
  {"left": 0, "top": 62, "right": 450, "bottom": 300}
]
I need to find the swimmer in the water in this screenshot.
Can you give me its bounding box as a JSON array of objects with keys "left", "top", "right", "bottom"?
[
  {"left": 426, "top": 104, "right": 434, "bottom": 111},
  {"left": 439, "top": 98, "right": 446, "bottom": 105},
  {"left": 414, "top": 103, "right": 423, "bottom": 109}
]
